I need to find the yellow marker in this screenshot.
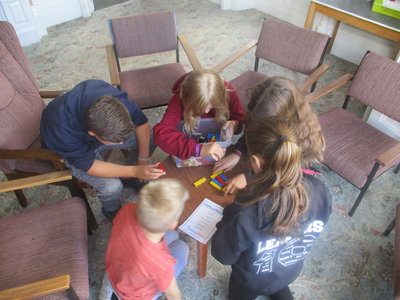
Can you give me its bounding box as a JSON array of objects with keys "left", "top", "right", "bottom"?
[
  {"left": 193, "top": 177, "right": 207, "bottom": 187},
  {"left": 210, "top": 170, "right": 224, "bottom": 179},
  {"left": 209, "top": 180, "right": 222, "bottom": 191}
]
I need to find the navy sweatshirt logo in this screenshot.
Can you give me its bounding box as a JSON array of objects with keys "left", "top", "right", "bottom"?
[{"left": 254, "top": 220, "right": 325, "bottom": 274}]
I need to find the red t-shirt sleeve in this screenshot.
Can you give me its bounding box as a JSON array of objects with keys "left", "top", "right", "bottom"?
[{"left": 153, "top": 95, "right": 198, "bottom": 160}]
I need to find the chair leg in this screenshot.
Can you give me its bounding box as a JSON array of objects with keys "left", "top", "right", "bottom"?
[
  {"left": 5, "top": 174, "right": 28, "bottom": 207},
  {"left": 383, "top": 218, "right": 395, "bottom": 236},
  {"left": 13, "top": 189, "right": 28, "bottom": 207},
  {"left": 348, "top": 162, "right": 380, "bottom": 217},
  {"left": 395, "top": 163, "right": 400, "bottom": 174},
  {"left": 67, "top": 179, "right": 99, "bottom": 232},
  {"left": 310, "top": 81, "right": 317, "bottom": 93}
]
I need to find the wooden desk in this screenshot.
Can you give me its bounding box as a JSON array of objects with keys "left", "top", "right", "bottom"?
[
  {"left": 161, "top": 155, "right": 248, "bottom": 277},
  {"left": 304, "top": 0, "right": 400, "bottom": 61}
]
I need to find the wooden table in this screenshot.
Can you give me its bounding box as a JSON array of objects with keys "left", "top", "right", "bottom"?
[
  {"left": 161, "top": 155, "right": 248, "bottom": 277},
  {"left": 304, "top": 0, "right": 400, "bottom": 61}
]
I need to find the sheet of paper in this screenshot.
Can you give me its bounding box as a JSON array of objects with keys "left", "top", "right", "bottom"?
[{"left": 179, "top": 198, "right": 224, "bottom": 244}]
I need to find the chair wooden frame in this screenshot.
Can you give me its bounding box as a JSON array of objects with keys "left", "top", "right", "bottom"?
[{"left": 0, "top": 274, "right": 79, "bottom": 300}]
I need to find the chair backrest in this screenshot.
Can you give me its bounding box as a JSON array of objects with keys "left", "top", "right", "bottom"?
[
  {"left": 109, "top": 11, "right": 178, "bottom": 58},
  {"left": 0, "top": 21, "right": 45, "bottom": 173},
  {"left": 347, "top": 51, "right": 400, "bottom": 122},
  {"left": 255, "top": 18, "right": 330, "bottom": 75}
]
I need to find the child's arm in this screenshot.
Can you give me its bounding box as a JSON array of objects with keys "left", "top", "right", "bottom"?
[
  {"left": 164, "top": 277, "right": 181, "bottom": 300},
  {"left": 211, "top": 204, "right": 250, "bottom": 265},
  {"left": 86, "top": 160, "right": 165, "bottom": 180},
  {"left": 153, "top": 96, "right": 198, "bottom": 159},
  {"left": 222, "top": 174, "right": 247, "bottom": 195},
  {"left": 226, "top": 82, "right": 245, "bottom": 133},
  {"left": 135, "top": 121, "right": 151, "bottom": 162}
]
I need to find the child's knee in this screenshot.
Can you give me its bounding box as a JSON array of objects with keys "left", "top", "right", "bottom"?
[
  {"left": 165, "top": 230, "right": 179, "bottom": 244},
  {"left": 170, "top": 240, "right": 189, "bottom": 262},
  {"left": 97, "top": 178, "right": 123, "bottom": 197}
]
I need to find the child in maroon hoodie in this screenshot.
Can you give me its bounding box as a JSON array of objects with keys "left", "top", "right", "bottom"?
[{"left": 153, "top": 69, "right": 245, "bottom": 161}]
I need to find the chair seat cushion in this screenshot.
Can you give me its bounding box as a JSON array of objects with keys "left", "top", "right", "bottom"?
[
  {"left": 119, "top": 62, "right": 186, "bottom": 109},
  {"left": 319, "top": 107, "right": 399, "bottom": 188},
  {"left": 0, "top": 198, "right": 88, "bottom": 299},
  {"left": 230, "top": 70, "right": 267, "bottom": 110}
]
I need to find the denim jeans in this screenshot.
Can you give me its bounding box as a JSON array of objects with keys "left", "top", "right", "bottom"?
[
  {"left": 151, "top": 230, "right": 189, "bottom": 300},
  {"left": 65, "top": 132, "right": 156, "bottom": 212}
]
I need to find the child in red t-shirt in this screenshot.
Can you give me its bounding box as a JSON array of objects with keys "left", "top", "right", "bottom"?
[
  {"left": 153, "top": 69, "right": 245, "bottom": 161},
  {"left": 106, "top": 179, "right": 189, "bottom": 300}
]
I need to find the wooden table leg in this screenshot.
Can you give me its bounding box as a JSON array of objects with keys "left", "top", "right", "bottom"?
[
  {"left": 197, "top": 241, "right": 208, "bottom": 277},
  {"left": 327, "top": 20, "right": 340, "bottom": 53},
  {"left": 304, "top": 1, "right": 316, "bottom": 29}
]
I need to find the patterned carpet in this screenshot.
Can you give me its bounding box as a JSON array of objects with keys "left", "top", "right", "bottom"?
[{"left": 0, "top": 0, "right": 398, "bottom": 299}]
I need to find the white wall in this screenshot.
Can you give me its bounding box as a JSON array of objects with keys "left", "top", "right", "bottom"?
[
  {"left": 0, "top": 0, "right": 94, "bottom": 46},
  {"left": 31, "top": 0, "right": 93, "bottom": 28},
  {"left": 214, "top": 0, "right": 398, "bottom": 65}
]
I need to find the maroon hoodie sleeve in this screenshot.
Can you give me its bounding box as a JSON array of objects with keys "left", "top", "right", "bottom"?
[
  {"left": 225, "top": 82, "right": 245, "bottom": 133},
  {"left": 153, "top": 94, "right": 198, "bottom": 160}
]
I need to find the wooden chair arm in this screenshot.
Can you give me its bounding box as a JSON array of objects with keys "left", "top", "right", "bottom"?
[
  {"left": 0, "top": 148, "right": 66, "bottom": 171},
  {"left": 0, "top": 149, "right": 65, "bottom": 164},
  {"left": 39, "top": 90, "right": 66, "bottom": 99},
  {"left": 0, "top": 275, "right": 71, "bottom": 299},
  {"left": 376, "top": 142, "right": 400, "bottom": 167},
  {"left": 305, "top": 73, "right": 353, "bottom": 103},
  {"left": 178, "top": 34, "right": 203, "bottom": 71},
  {"left": 212, "top": 40, "right": 258, "bottom": 73},
  {"left": 298, "top": 63, "right": 330, "bottom": 92},
  {"left": 0, "top": 170, "right": 72, "bottom": 193},
  {"left": 106, "top": 44, "right": 121, "bottom": 86}
]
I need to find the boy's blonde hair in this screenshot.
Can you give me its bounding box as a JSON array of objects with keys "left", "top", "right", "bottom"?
[
  {"left": 137, "top": 179, "right": 189, "bottom": 233},
  {"left": 181, "top": 69, "right": 229, "bottom": 134}
]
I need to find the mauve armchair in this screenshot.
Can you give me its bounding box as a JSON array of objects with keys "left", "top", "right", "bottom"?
[
  {"left": 106, "top": 11, "right": 202, "bottom": 109},
  {"left": 0, "top": 20, "right": 98, "bottom": 231},
  {"left": 211, "top": 17, "right": 337, "bottom": 110},
  {"left": 318, "top": 51, "right": 400, "bottom": 217},
  {"left": 0, "top": 194, "right": 89, "bottom": 299}
]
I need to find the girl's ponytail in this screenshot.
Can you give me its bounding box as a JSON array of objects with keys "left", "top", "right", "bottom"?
[{"left": 238, "top": 117, "right": 309, "bottom": 236}]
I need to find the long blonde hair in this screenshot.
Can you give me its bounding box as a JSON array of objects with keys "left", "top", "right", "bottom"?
[
  {"left": 238, "top": 117, "right": 309, "bottom": 236},
  {"left": 247, "top": 77, "right": 325, "bottom": 167},
  {"left": 181, "top": 69, "right": 229, "bottom": 134}
]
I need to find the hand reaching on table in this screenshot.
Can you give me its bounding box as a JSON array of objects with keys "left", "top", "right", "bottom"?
[
  {"left": 213, "top": 153, "right": 240, "bottom": 173},
  {"left": 223, "top": 173, "right": 247, "bottom": 195},
  {"left": 134, "top": 164, "right": 165, "bottom": 180},
  {"left": 200, "top": 143, "right": 225, "bottom": 161}
]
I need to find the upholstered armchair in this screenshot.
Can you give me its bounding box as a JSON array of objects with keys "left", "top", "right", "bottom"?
[
  {"left": 0, "top": 20, "right": 98, "bottom": 231},
  {"left": 106, "top": 11, "right": 202, "bottom": 109}
]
